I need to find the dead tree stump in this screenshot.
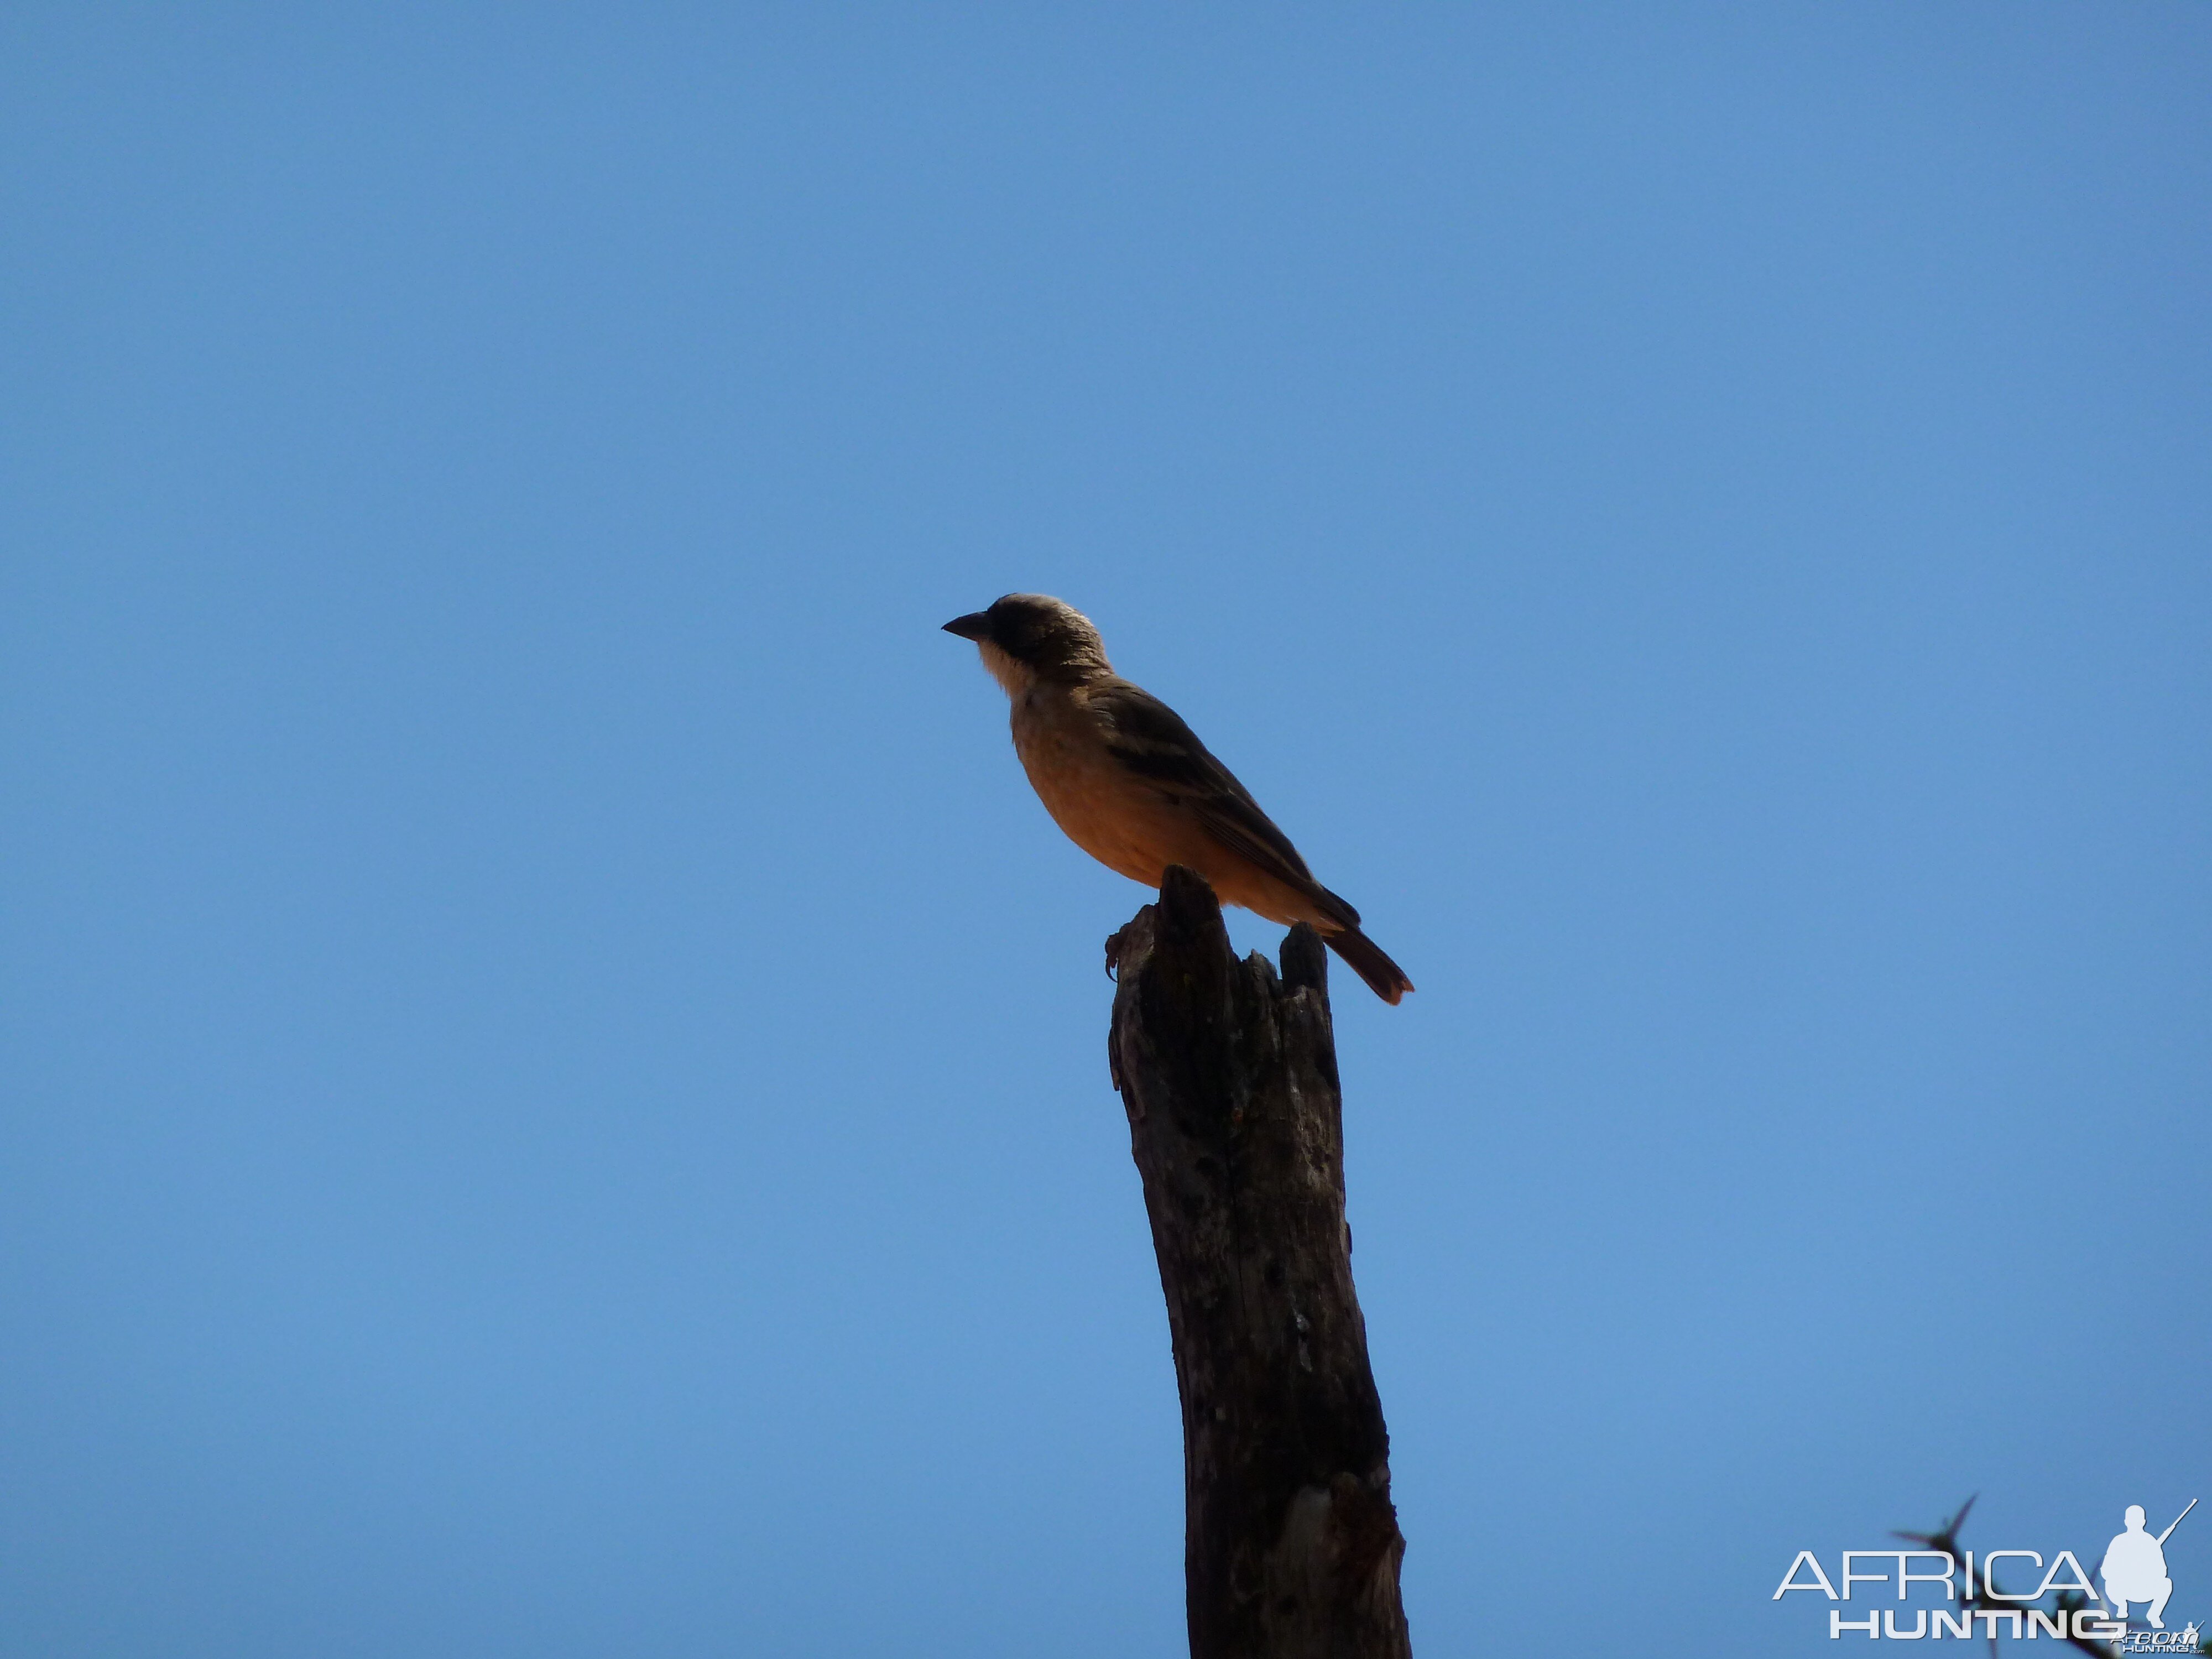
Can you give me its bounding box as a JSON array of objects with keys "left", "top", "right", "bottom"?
[{"left": 1107, "top": 865, "right": 1412, "bottom": 1659}]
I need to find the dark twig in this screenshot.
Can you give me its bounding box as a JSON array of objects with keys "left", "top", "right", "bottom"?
[{"left": 1897, "top": 1498, "right": 2125, "bottom": 1659}]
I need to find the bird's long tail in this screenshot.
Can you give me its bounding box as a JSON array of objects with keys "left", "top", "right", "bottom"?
[{"left": 1324, "top": 925, "right": 1415, "bottom": 1005}]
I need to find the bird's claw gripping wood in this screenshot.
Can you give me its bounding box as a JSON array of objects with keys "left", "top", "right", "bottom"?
[{"left": 1104, "top": 918, "right": 1140, "bottom": 983}]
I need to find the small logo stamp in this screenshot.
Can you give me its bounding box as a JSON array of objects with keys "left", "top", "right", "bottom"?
[
  {"left": 2105, "top": 1501, "right": 2195, "bottom": 1632},
  {"left": 1774, "top": 1498, "right": 2201, "bottom": 1646}
]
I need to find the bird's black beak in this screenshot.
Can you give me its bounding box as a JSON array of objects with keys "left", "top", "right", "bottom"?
[{"left": 942, "top": 612, "right": 991, "bottom": 642}]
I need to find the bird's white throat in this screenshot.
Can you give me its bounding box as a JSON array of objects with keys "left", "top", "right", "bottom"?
[{"left": 977, "top": 639, "right": 1036, "bottom": 698}]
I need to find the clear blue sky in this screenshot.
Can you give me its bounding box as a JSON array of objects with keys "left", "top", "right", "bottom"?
[{"left": 4, "top": 6, "right": 2206, "bottom": 1656}]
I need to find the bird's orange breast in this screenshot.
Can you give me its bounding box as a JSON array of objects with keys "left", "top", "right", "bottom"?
[
  {"left": 1006, "top": 686, "right": 1322, "bottom": 928},
  {"left": 1010, "top": 689, "right": 1200, "bottom": 886}
]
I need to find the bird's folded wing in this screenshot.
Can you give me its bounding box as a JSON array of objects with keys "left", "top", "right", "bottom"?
[{"left": 1086, "top": 679, "right": 1360, "bottom": 928}]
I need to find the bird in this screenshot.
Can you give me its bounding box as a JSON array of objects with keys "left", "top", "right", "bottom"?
[{"left": 943, "top": 593, "right": 1413, "bottom": 1004}]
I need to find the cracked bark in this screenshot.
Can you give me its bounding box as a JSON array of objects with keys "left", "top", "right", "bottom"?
[{"left": 1107, "top": 865, "right": 1412, "bottom": 1659}]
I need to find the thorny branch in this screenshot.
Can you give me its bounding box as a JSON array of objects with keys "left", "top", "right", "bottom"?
[{"left": 1897, "top": 1498, "right": 2210, "bottom": 1659}]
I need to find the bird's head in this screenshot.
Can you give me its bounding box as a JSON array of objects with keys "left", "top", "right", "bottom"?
[{"left": 943, "top": 593, "right": 1110, "bottom": 693}]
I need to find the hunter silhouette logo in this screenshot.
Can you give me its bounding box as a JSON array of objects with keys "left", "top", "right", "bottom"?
[
  {"left": 1775, "top": 1498, "right": 2201, "bottom": 1645},
  {"left": 2105, "top": 1501, "right": 2195, "bottom": 1631}
]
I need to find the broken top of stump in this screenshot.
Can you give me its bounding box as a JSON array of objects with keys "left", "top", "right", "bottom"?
[{"left": 1108, "top": 865, "right": 1411, "bottom": 1659}]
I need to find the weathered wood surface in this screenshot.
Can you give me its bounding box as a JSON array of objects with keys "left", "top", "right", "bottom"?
[{"left": 1107, "top": 865, "right": 1411, "bottom": 1659}]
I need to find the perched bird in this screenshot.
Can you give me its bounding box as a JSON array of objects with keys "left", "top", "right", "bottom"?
[{"left": 943, "top": 593, "right": 1413, "bottom": 1004}]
